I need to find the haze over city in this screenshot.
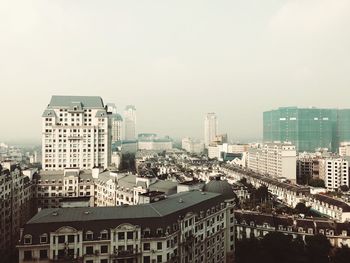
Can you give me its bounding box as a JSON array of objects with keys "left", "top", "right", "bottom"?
[{"left": 1, "top": 0, "right": 350, "bottom": 144}]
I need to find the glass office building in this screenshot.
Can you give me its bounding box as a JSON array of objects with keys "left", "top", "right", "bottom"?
[{"left": 263, "top": 107, "right": 350, "bottom": 152}]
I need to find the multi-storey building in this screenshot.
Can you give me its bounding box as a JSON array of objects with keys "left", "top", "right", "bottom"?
[
  {"left": 34, "top": 169, "right": 95, "bottom": 209},
  {"left": 42, "top": 95, "right": 111, "bottom": 171},
  {"left": 106, "top": 103, "right": 123, "bottom": 144},
  {"left": 138, "top": 136, "right": 173, "bottom": 152},
  {"left": 124, "top": 105, "right": 136, "bottom": 141},
  {"left": 248, "top": 142, "right": 297, "bottom": 181},
  {"left": 318, "top": 157, "right": 350, "bottom": 191},
  {"left": 17, "top": 187, "right": 237, "bottom": 263},
  {"left": 34, "top": 168, "right": 178, "bottom": 209},
  {"left": 94, "top": 171, "right": 177, "bottom": 206},
  {"left": 263, "top": 107, "right": 350, "bottom": 152},
  {"left": 0, "top": 164, "right": 35, "bottom": 262},
  {"left": 204, "top": 113, "right": 218, "bottom": 148},
  {"left": 339, "top": 142, "right": 350, "bottom": 157},
  {"left": 181, "top": 138, "right": 204, "bottom": 155},
  {"left": 234, "top": 210, "right": 350, "bottom": 248}
]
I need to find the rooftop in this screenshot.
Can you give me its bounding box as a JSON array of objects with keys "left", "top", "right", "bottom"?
[{"left": 47, "top": 95, "right": 104, "bottom": 109}]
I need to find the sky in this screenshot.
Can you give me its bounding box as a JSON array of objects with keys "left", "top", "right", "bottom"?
[{"left": 1, "top": 0, "right": 350, "bottom": 144}]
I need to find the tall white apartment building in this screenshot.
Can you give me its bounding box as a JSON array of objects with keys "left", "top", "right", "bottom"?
[
  {"left": 42, "top": 96, "right": 111, "bottom": 171},
  {"left": 248, "top": 142, "right": 297, "bottom": 181},
  {"left": 204, "top": 113, "right": 218, "bottom": 147},
  {"left": 124, "top": 105, "right": 136, "bottom": 140},
  {"left": 106, "top": 103, "right": 123, "bottom": 143},
  {"left": 319, "top": 157, "right": 350, "bottom": 191}
]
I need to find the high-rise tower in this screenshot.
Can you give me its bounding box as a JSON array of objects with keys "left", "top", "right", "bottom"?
[
  {"left": 124, "top": 105, "right": 136, "bottom": 140},
  {"left": 42, "top": 95, "right": 111, "bottom": 170},
  {"left": 204, "top": 113, "right": 218, "bottom": 147}
]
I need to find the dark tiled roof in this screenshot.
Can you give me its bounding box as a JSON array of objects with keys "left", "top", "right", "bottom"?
[{"left": 313, "top": 194, "right": 350, "bottom": 212}]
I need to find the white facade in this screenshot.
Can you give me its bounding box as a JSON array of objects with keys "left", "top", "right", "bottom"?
[
  {"left": 320, "top": 157, "right": 350, "bottom": 191},
  {"left": 181, "top": 138, "right": 204, "bottom": 154},
  {"left": 204, "top": 113, "right": 218, "bottom": 147},
  {"left": 248, "top": 142, "right": 297, "bottom": 181},
  {"left": 124, "top": 105, "right": 136, "bottom": 140},
  {"left": 339, "top": 142, "right": 350, "bottom": 157},
  {"left": 42, "top": 96, "right": 111, "bottom": 171}
]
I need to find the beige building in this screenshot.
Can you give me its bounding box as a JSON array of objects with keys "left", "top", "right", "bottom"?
[
  {"left": 0, "top": 164, "right": 35, "bottom": 262},
  {"left": 17, "top": 188, "right": 236, "bottom": 263},
  {"left": 248, "top": 142, "right": 297, "bottom": 181},
  {"left": 42, "top": 95, "right": 111, "bottom": 171}
]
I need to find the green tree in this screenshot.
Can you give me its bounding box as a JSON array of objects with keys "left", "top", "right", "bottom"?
[
  {"left": 339, "top": 185, "right": 349, "bottom": 192},
  {"left": 332, "top": 245, "right": 350, "bottom": 263},
  {"left": 235, "top": 238, "right": 262, "bottom": 263},
  {"left": 309, "top": 178, "right": 325, "bottom": 188},
  {"left": 254, "top": 185, "right": 269, "bottom": 202},
  {"left": 260, "top": 232, "right": 293, "bottom": 263},
  {"left": 305, "top": 234, "right": 331, "bottom": 263}
]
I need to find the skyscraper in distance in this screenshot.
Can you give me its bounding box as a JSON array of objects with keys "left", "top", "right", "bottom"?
[
  {"left": 204, "top": 113, "right": 218, "bottom": 147},
  {"left": 124, "top": 105, "right": 136, "bottom": 140}
]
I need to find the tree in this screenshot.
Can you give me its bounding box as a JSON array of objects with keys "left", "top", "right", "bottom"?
[
  {"left": 309, "top": 178, "right": 325, "bottom": 188},
  {"left": 260, "top": 232, "right": 293, "bottom": 263},
  {"left": 235, "top": 238, "right": 262, "bottom": 263},
  {"left": 294, "top": 202, "right": 310, "bottom": 215},
  {"left": 339, "top": 185, "right": 349, "bottom": 192},
  {"left": 254, "top": 185, "right": 269, "bottom": 202},
  {"left": 305, "top": 234, "right": 331, "bottom": 263},
  {"left": 331, "top": 245, "right": 350, "bottom": 263}
]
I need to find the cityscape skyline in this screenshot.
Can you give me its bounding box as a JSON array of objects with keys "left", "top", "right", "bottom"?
[{"left": 2, "top": 0, "right": 350, "bottom": 143}]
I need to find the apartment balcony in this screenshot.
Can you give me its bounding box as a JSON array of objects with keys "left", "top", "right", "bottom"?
[{"left": 110, "top": 249, "right": 141, "bottom": 259}]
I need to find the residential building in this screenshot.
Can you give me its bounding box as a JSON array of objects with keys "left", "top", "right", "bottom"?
[
  {"left": 339, "top": 142, "right": 350, "bottom": 157},
  {"left": 138, "top": 134, "right": 173, "bottom": 152},
  {"left": 247, "top": 142, "right": 297, "bottom": 181},
  {"left": 318, "top": 157, "right": 350, "bottom": 191},
  {"left": 107, "top": 103, "right": 123, "bottom": 143},
  {"left": 0, "top": 164, "right": 35, "bottom": 262},
  {"left": 263, "top": 107, "right": 350, "bottom": 152},
  {"left": 124, "top": 105, "right": 136, "bottom": 141},
  {"left": 33, "top": 169, "right": 95, "bottom": 210},
  {"left": 234, "top": 210, "right": 350, "bottom": 248},
  {"left": 17, "top": 189, "right": 236, "bottom": 263},
  {"left": 204, "top": 113, "right": 218, "bottom": 147},
  {"left": 181, "top": 138, "right": 204, "bottom": 155},
  {"left": 42, "top": 95, "right": 111, "bottom": 171}
]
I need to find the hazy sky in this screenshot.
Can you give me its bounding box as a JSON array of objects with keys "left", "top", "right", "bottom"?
[{"left": 1, "top": 0, "right": 350, "bottom": 144}]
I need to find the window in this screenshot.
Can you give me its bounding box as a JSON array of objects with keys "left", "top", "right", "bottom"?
[
  {"left": 157, "top": 242, "right": 162, "bottom": 250},
  {"left": 40, "top": 234, "right": 48, "bottom": 244},
  {"left": 86, "top": 231, "right": 93, "bottom": 240},
  {"left": 58, "top": 235, "right": 65, "bottom": 244},
  {"left": 143, "top": 256, "right": 150, "bottom": 263},
  {"left": 24, "top": 251, "right": 32, "bottom": 260},
  {"left": 100, "top": 260, "right": 108, "bottom": 263},
  {"left": 118, "top": 232, "right": 125, "bottom": 240},
  {"left": 127, "top": 231, "right": 133, "bottom": 240},
  {"left": 68, "top": 235, "right": 75, "bottom": 243},
  {"left": 39, "top": 250, "right": 48, "bottom": 259},
  {"left": 101, "top": 245, "right": 108, "bottom": 254},
  {"left": 101, "top": 231, "right": 108, "bottom": 240},
  {"left": 157, "top": 255, "right": 162, "bottom": 263},
  {"left": 24, "top": 235, "right": 32, "bottom": 245},
  {"left": 143, "top": 243, "right": 150, "bottom": 251},
  {"left": 86, "top": 246, "right": 93, "bottom": 255}
]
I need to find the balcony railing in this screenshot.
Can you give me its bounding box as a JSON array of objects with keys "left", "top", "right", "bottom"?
[{"left": 110, "top": 249, "right": 141, "bottom": 259}]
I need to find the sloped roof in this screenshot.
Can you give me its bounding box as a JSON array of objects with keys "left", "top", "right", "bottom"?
[{"left": 48, "top": 95, "right": 104, "bottom": 109}]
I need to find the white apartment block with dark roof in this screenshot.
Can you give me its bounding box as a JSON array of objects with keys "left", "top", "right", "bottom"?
[{"left": 42, "top": 95, "right": 111, "bottom": 171}]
